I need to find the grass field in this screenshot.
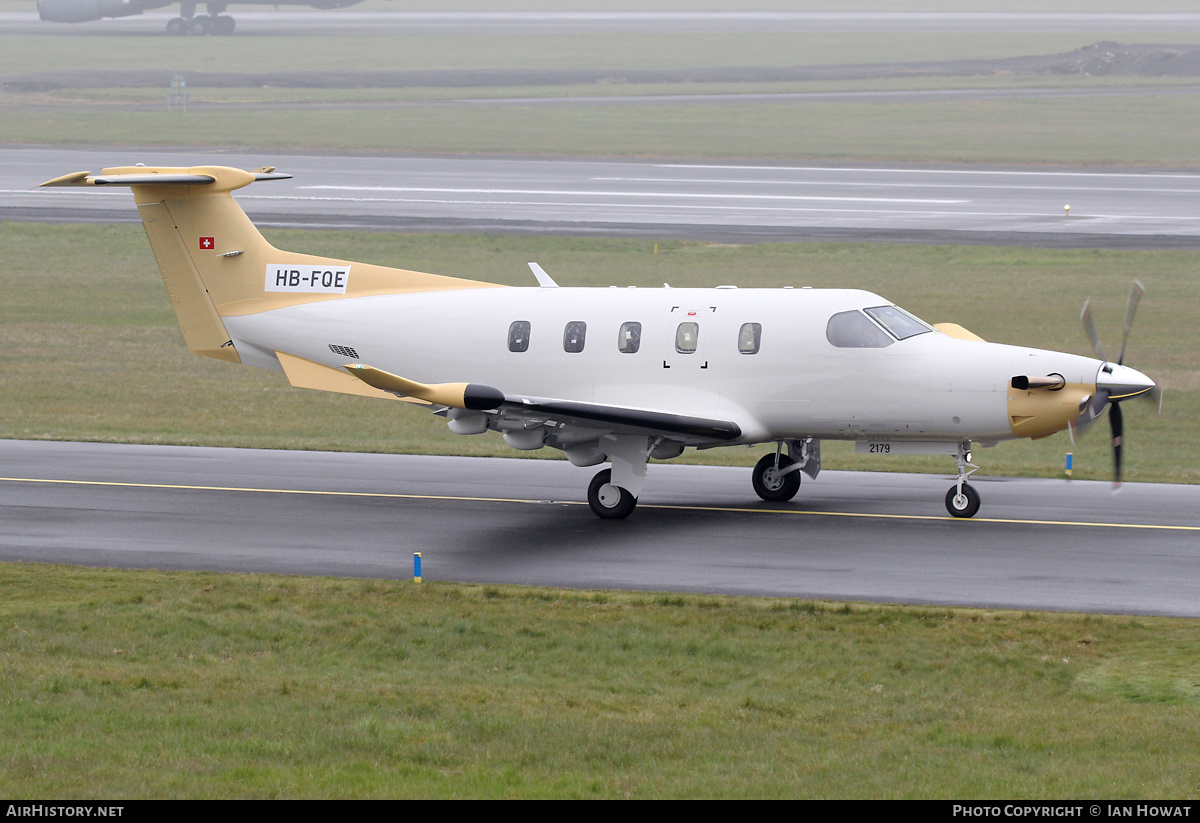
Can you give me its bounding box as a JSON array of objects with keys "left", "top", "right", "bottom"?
[
  {"left": 2, "top": 563, "right": 1200, "bottom": 798},
  {"left": 4, "top": 12, "right": 1200, "bottom": 164},
  {"left": 1, "top": 222, "right": 1194, "bottom": 484}
]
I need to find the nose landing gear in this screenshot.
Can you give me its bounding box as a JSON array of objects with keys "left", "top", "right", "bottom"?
[{"left": 946, "top": 442, "right": 980, "bottom": 518}]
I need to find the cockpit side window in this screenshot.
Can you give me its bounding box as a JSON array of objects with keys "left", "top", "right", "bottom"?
[
  {"left": 864, "top": 305, "right": 932, "bottom": 340},
  {"left": 826, "top": 310, "right": 894, "bottom": 348}
]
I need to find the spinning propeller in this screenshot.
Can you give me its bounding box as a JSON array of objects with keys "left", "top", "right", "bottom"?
[{"left": 1074, "top": 280, "right": 1159, "bottom": 487}]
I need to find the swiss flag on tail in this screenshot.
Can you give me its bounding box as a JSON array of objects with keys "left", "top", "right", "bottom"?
[{"left": 199, "top": 236, "right": 215, "bottom": 250}]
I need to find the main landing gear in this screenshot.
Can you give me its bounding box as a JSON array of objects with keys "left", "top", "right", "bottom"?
[
  {"left": 751, "top": 439, "right": 819, "bottom": 503},
  {"left": 587, "top": 469, "right": 638, "bottom": 519},
  {"left": 752, "top": 452, "right": 801, "bottom": 502},
  {"left": 167, "top": 14, "right": 236, "bottom": 35},
  {"left": 168, "top": 3, "right": 235, "bottom": 35},
  {"left": 945, "top": 442, "right": 980, "bottom": 518},
  {"left": 584, "top": 435, "right": 652, "bottom": 519}
]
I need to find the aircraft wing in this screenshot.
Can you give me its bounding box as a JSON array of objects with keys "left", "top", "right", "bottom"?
[
  {"left": 494, "top": 395, "right": 742, "bottom": 443},
  {"left": 344, "top": 364, "right": 742, "bottom": 445}
]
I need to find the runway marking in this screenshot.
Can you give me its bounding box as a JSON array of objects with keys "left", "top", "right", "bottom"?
[
  {"left": 4, "top": 476, "right": 1198, "bottom": 532},
  {"left": 665, "top": 164, "right": 1200, "bottom": 181},
  {"left": 590, "top": 177, "right": 1200, "bottom": 196},
  {"left": 300, "top": 185, "right": 967, "bottom": 205}
]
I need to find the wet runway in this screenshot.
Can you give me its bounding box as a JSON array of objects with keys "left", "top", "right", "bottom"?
[{"left": 4, "top": 440, "right": 1199, "bottom": 616}]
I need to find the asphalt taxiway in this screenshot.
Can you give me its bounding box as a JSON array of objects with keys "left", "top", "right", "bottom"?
[{"left": 3, "top": 440, "right": 1199, "bottom": 616}]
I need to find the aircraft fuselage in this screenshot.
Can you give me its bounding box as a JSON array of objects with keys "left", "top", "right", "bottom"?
[{"left": 222, "top": 285, "right": 1104, "bottom": 448}]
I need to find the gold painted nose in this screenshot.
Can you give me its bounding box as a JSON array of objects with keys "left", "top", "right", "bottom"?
[{"left": 1007, "top": 379, "right": 1093, "bottom": 440}]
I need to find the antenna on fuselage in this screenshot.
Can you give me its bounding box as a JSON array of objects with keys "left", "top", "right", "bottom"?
[{"left": 528, "top": 262, "right": 558, "bottom": 288}]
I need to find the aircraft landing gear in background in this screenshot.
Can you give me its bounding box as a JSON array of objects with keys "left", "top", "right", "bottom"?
[
  {"left": 588, "top": 469, "right": 637, "bottom": 520},
  {"left": 945, "top": 442, "right": 980, "bottom": 518},
  {"left": 167, "top": 9, "right": 235, "bottom": 35}
]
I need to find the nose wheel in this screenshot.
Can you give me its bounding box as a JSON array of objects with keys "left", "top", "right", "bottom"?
[
  {"left": 945, "top": 483, "right": 980, "bottom": 518},
  {"left": 945, "top": 442, "right": 980, "bottom": 517}
]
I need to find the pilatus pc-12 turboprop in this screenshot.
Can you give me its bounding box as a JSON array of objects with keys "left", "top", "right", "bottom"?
[{"left": 41, "top": 165, "right": 1159, "bottom": 519}]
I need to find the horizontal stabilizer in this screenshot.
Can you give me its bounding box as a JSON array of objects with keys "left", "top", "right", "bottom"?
[{"left": 41, "top": 166, "right": 292, "bottom": 193}]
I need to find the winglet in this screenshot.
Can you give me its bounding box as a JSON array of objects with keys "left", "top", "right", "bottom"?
[
  {"left": 343, "top": 364, "right": 504, "bottom": 410},
  {"left": 528, "top": 262, "right": 559, "bottom": 288}
]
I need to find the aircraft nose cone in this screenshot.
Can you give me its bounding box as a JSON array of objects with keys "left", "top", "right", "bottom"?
[{"left": 1096, "top": 362, "right": 1156, "bottom": 400}]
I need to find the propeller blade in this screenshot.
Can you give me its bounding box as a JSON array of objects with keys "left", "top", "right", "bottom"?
[
  {"left": 1110, "top": 400, "right": 1124, "bottom": 488},
  {"left": 1081, "top": 298, "right": 1107, "bottom": 363},
  {"left": 1116, "top": 279, "right": 1145, "bottom": 366}
]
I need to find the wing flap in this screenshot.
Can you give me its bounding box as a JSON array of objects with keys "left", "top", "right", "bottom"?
[
  {"left": 503, "top": 396, "right": 742, "bottom": 441},
  {"left": 343, "top": 363, "right": 742, "bottom": 443}
]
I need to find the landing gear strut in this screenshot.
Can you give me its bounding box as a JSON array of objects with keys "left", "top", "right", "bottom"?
[{"left": 945, "top": 442, "right": 980, "bottom": 518}]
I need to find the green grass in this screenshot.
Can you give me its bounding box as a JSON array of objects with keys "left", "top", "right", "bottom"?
[
  {"left": 11, "top": 31, "right": 1199, "bottom": 76},
  {"left": 5, "top": 23, "right": 1200, "bottom": 164},
  {"left": 2, "top": 563, "right": 1200, "bottom": 798},
  {"left": 1, "top": 223, "right": 1195, "bottom": 483},
  {"left": 6, "top": 91, "right": 1200, "bottom": 166}
]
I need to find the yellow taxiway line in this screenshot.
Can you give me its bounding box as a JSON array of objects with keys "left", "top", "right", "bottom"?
[{"left": 3, "top": 476, "right": 1199, "bottom": 532}]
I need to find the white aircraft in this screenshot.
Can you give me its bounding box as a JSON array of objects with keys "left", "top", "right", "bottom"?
[{"left": 41, "top": 164, "right": 1158, "bottom": 519}]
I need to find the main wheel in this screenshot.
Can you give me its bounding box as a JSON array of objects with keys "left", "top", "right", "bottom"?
[
  {"left": 166, "top": 18, "right": 187, "bottom": 35},
  {"left": 945, "top": 483, "right": 981, "bottom": 518},
  {"left": 752, "top": 453, "right": 801, "bottom": 502},
  {"left": 213, "top": 15, "right": 235, "bottom": 35},
  {"left": 189, "top": 16, "right": 210, "bottom": 35},
  {"left": 587, "top": 469, "right": 637, "bottom": 520}
]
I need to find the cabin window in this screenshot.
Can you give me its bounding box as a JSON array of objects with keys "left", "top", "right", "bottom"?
[
  {"left": 864, "top": 305, "right": 931, "bottom": 340},
  {"left": 508, "top": 320, "right": 531, "bottom": 352},
  {"left": 675, "top": 322, "right": 699, "bottom": 353},
  {"left": 618, "top": 321, "right": 642, "bottom": 353},
  {"left": 563, "top": 321, "right": 587, "bottom": 353},
  {"left": 826, "top": 310, "right": 893, "bottom": 349},
  {"left": 738, "top": 323, "right": 762, "bottom": 354}
]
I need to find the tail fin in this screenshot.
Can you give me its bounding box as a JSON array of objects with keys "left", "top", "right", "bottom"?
[{"left": 42, "top": 165, "right": 502, "bottom": 363}]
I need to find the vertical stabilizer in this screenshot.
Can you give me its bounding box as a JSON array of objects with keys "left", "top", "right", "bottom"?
[{"left": 42, "top": 165, "right": 504, "bottom": 363}]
